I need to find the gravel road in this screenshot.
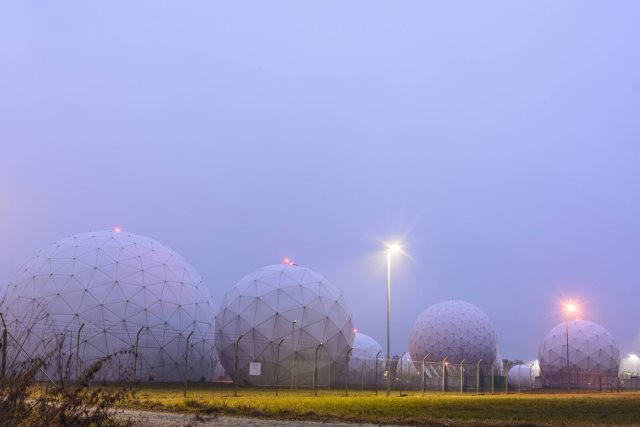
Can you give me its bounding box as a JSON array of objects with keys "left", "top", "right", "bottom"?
[{"left": 115, "top": 409, "right": 391, "bottom": 427}]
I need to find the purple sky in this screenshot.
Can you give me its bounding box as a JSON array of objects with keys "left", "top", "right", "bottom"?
[{"left": 1, "top": 1, "right": 640, "bottom": 360}]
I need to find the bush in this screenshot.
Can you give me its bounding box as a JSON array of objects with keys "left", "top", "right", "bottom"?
[{"left": 0, "top": 349, "right": 137, "bottom": 427}]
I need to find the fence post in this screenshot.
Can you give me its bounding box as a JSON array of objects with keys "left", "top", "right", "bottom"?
[
  {"left": 314, "top": 342, "right": 323, "bottom": 397},
  {"left": 291, "top": 320, "right": 296, "bottom": 390},
  {"left": 442, "top": 357, "right": 448, "bottom": 392},
  {"left": 505, "top": 362, "right": 509, "bottom": 393},
  {"left": 375, "top": 350, "right": 381, "bottom": 396},
  {"left": 0, "top": 313, "right": 58, "bottom": 387},
  {"left": 234, "top": 334, "right": 244, "bottom": 397},
  {"left": 476, "top": 359, "right": 482, "bottom": 395},
  {"left": 183, "top": 330, "right": 194, "bottom": 398},
  {"left": 75, "top": 323, "right": 84, "bottom": 381},
  {"left": 422, "top": 353, "right": 430, "bottom": 393},
  {"left": 460, "top": 359, "right": 465, "bottom": 393},
  {"left": 1, "top": 318, "right": 7, "bottom": 378},
  {"left": 133, "top": 326, "right": 143, "bottom": 382},
  {"left": 345, "top": 347, "right": 353, "bottom": 396},
  {"left": 399, "top": 351, "right": 406, "bottom": 396},
  {"left": 491, "top": 362, "right": 494, "bottom": 394},
  {"left": 518, "top": 364, "right": 521, "bottom": 393},
  {"left": 275, "top": 338, "right": 285, "bottom": 396}
]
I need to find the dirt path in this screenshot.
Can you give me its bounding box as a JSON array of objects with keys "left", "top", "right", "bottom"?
[{"left": 115, "top": 409, "right": 392, "bottom": 427}]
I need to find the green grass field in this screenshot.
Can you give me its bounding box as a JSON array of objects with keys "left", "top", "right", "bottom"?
[{"left": 123, "top": 383, "right": 640, "bottom": 426}]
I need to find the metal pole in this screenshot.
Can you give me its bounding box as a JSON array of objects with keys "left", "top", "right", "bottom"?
[
  {"left": 184, "top": 330, "right": 194, "bottom": 398},
  {"left": 476, "top": 359, "right": 482, "bottom": 395},
  {"left": 0, "top": 313, "right": 58, "bottom": 387},
  {"left": 314, "top": 342, "right": 323, "bottom": 397},
  {"left": 345, "top": 348, "right": 353, "bottom": 396},
  {"left": 1, "top": 327, "right": 7, "bottom": 378},
  {"left": 491, "top": 360, "right": 494, "bottom": 394},
  {"left": 422, "top": 353, "right": 430, "bottom": 393},
  {"left": 386, "top": 249, "right": 391, "bottom": 397},
  {"left": 460, "top": 359, "right": 465, "bottom": 393},
  {"left": 529, "top": 362, "right": 534, "bottom": 393},
  {"left": 275, "top": 338, "right": 285, "bottom": 396},
  {"left": 565, "top": 309, "right": 570, "bottom": 393},
  {"left": 291, "top": 320, "right": 296, "bottom": 390},
  {"left": 234, "top": 334, "right": 244, "bottom": 397},
  {"left": 75, "top": 323, "right": 84, "bottom": 381},
  {"left": 399, "top": 351, "right": 406, "bottom": 396},
  {"left": 375, "top": 350, "right": 381, "bottom": 396},
  {"left": 506, "top": 362, "right": 509, "bottom": 393},
  {"left": 518, "top": 363, "right": 521, "bottom": 393},
  {"left": 133, "top": 326, "right": 143, "bottom": 382},
  {"left": 442, "top": 356, "right": 448, "bottom": 392}
]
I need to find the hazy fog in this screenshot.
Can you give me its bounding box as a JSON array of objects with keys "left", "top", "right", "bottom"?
[{"left": 2, "top": 1, "right": 640, "bottom": 359}]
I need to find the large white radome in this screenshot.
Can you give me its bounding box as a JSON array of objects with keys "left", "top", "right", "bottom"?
[
  {"left": 1, "top": 230, "right": 215, "bottom": 382},
  {"left": 539, "top": 319, "right": 619, "bottom": 388},
  {"left": 215, "top": 264, "right": 354, "bottom": 386},
  {"left": 408, "top": 300, "right": 497, "bottom": 365}
]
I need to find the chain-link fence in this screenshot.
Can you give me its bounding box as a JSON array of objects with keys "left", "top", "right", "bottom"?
[{"left": 0, "top": 320, "right": 634, "bottom": 395}]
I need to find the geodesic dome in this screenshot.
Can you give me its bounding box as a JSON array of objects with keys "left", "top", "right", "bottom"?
[
  {"left": 508, "top": 364, "right": 533, "bottom": 389},
  {"left": 538, "top": 319, "right": 619, "bottom": 389},
  {"left": 1, "top": 230, "right": 215, "bottom": 382},
  {"left": 347, "top": 332, "right": 383, "bottom": 385},
  {"left": 408, "top": 300, "right": 497, "bottom": 365},
  {"left": 215, "top": 264, "right": 353, "bottom": 386}
]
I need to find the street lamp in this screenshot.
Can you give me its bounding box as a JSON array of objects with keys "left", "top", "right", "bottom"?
[
  {"left": 385, "top": 243, "right": 401, "bottom": 397},
  {"left": 564, "top": 303, "right": 577, "bottom": 392}
]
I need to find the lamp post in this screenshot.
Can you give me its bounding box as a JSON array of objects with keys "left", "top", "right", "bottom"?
[
  {"left": 385, "top": 243, "right": 401, "bottom": 397},
  {"left": 564, "top": 303, "right": 576, "bottom": 392}
]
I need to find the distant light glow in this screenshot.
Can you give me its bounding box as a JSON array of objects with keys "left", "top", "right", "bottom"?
[
  {"left": 283, "top": 257, "right": 297, "bottom": 266},
  {"left": 353, "top": 328, "right": 358, "bottom": 334},
  {"left": 630, "top": 354, "right": 639, "bottom": 361},
  {"left": 566, "top": 303, "right": 577, "bottom": 313},
  {"left": 388, "top": 243, "right": 401, "bottom": 253},
  {"left": 112, "top": 226, "right": 122, "bottom": 233}
]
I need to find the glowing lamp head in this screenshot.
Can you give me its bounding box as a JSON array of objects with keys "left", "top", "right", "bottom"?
[
  {"left": 388, "top": 243, "right": 401, "bottom": 254},
  {"left": 630, "top": 354, "right": 639, "bottom": 361},
  {"left": 566, "top": 303, "right": 577, "bottom": 313}
]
